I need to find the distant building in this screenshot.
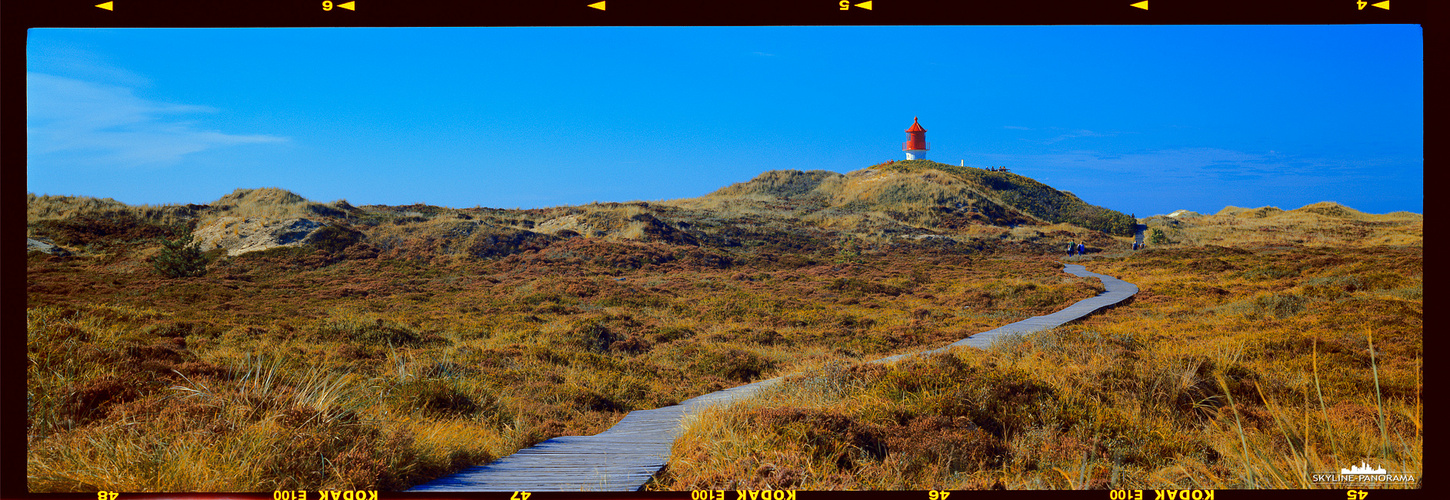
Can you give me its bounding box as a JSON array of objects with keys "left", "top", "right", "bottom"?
[{"left": 903, "top": 117, "right": 929, "bottom": 160}]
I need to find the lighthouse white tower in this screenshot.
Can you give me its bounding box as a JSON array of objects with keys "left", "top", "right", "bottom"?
[{"left": 903, "top": 117, "right": 929, "bottom": 160}]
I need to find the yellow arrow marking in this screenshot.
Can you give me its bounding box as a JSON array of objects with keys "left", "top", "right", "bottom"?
[
  {"left": 1372, "top": 0, "right": 1389, "bottom": 9},
  {"left": 588, "top": 1, "right": 605, "bottom": 10},
  {"left": 1130, "top": 1, "right": 1148, "bottom": 10},
  {"left": 338, "top": 1, "right": 355, "bottom": 10},
  {"left": 855, "top": 1, "right": 872, "bottom": 9},
  {"left": 95, "top": 1, "right": 113, "bottom": 10}
]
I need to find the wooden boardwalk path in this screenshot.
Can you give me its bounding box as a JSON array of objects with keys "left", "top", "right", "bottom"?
[{"left": 408, "top": 263, "right": 1138, "bottom": 492}]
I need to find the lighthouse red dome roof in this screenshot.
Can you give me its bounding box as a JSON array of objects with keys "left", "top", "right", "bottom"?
[{"left": 905, "top": 117, "right": 926, "bottom": 133}]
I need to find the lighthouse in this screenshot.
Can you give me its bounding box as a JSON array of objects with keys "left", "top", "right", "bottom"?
[{"left": 903, "top": 117, "right": 929, "bottom": 160}]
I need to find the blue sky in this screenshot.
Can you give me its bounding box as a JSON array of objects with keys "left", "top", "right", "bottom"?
[{"left": 27, "top": 26, "right": 1422, "bottom": 216}]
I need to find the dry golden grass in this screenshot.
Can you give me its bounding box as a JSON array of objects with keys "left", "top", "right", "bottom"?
[
  {"left": 28, "top": 179, "right": 1416, "bottom": 492},
  {"left": 26, "top": 207, "right": 1098, "bottom": 492},
  {"left": 206, "top": 187, "right": 358, "bottom": 221},
  {"left": 27, "top": 193, "right": 131, "bottom": 221},
  {"left": 653, "top": 245, "right": 1421, "bottom": 490}
]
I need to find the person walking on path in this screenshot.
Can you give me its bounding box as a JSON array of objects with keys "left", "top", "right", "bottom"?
[
  {"left": 1067, "top": 241, "right": 1076, "bottom": 257},
  {"left": 1078, "top": 243, "right": 1086, "bottom": 255}
]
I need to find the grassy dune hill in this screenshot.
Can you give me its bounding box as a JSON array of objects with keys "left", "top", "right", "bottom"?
[
  {"left": 28, "top": 188, "right": 359, "bottom": 228},
  {"left": 868, "top": 161, "right": 1137, "bottom": 236},
  {"left": 1146, "top": 202, "right": 1421, "bottom": 248},
  {"left": 671, "top": 160, "right": 1137, "bottom": 237},
  {"left": 29, "top": 161, "right": 1140, "bottom": 268},
  {"left": 26, "top": 193, "right": 131, "bottom": 221}
]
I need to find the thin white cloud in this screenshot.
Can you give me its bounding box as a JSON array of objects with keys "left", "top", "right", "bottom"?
[
  {"left": 27, "top": 44, "right": 154, "bottom": 88},
  {"left": 974, "top": 147, "right": 1401, "bottom": 182},
  {"left": 27, "top": 72, "right": 286, "bottom": 167},
  {"left": 1042, "top": 129, "right": 1113, "bottom": 143},
  {"left": 1002, "top": 125, "right": 1125, "bottom": 144}
]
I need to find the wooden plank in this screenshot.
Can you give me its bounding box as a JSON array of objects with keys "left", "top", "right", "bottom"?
[{"left": 408, "top": 263, "right": 1138, "bottom": 492}]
